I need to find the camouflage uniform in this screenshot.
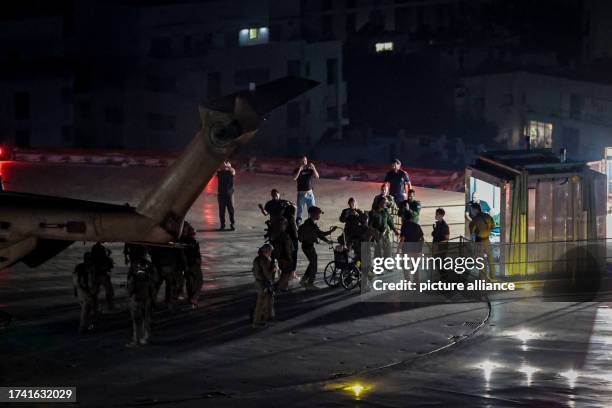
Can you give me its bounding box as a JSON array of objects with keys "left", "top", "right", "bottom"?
[
  {"left": 369, "top": 208, "right": 396, "bottom": 258},
  {"left": 149, "top": 246, "right": 183, "bottom": 308},
  {"left": 127, "top": 258, "right": 156, "bottom": 346},
  {"left": 252, "top": 253, "right": 276, "bottom": 327},
  {"left": 399, "top": 199, "right": 421, "bottom": 224},
  {"left": 272, "top": 230, "right": 294, "bottom": 290},
  {"left": 371, "top": 194, "right": 398, "bottom": 214}
]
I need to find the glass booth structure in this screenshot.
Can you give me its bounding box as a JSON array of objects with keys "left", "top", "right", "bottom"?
[{"left": 465, "top": 149, "right": 607, "bottom": 277}]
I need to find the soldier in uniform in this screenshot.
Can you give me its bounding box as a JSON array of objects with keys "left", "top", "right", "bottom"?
[
  {"left": 124, "top": 243, "right": 149, "bottom": 266},
  {"left": 91, "top": 241, "right": 115, "bottom": 311},
  {"left": 297, "top": 206, "right": 337, "bottom": 290},
  {"left": 432, "top": 208, "right": 451, "bottom": 281},
  {"left": 180, "top": 222, "right": 203, "bottom": 308},
  {"left": 252, "top": 243, "right": 278, "bottom": 328},
  {"left": 270, "top": 217, "right": 294, "bottom": 291},
  {"left": 73, "top": 252, "right": 97, "bottom": 334},
  {"left": 369, "top": 197, "right": 399, "bottom": 258},
  {"left": 126, "top": 256, "right": 157, "bottom": 347},
  {"left": 149, "top": 246, "right": 183, "bottom": 310},
  {"left": 469, "top": 203, "right": 496, "bottom": 282},
  {"left": 399, "top": 189, "right": 421, "bottom": 224},
  {"left": 371, "top": 183, "right": 398, "bottom": 214}
]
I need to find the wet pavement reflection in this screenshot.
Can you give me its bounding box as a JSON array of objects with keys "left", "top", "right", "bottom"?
[{"left": 0, "top": 162, "right": 609, "bottom": 407}]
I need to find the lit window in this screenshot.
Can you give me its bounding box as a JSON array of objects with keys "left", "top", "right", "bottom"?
[
  {"left": 375, "top": 42, "right": 394, "bottom": 53},
  {"left": 526, "top": 120, "right": 553, "bottom": 149},
  {"left": 239, "top": 27, "right": 269, "bottom": 46}
]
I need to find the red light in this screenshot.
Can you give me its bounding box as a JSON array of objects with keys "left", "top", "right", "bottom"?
[{"left": 0, "top": 147, "right": 4, "bottom": 157}]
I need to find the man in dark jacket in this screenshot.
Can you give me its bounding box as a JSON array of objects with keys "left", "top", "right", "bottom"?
[
  {"left": 339, "top": 197, "right": 364, "bottom": 239},
  {"left": 340, "top": 197, "right": 365, "bottom": 261},
  {"left": 298, "top": 206, "right": 337, "bottom": 290},
  {"left": 432, "top": 208, "right": 450, "bottom": 244},
  {"left": 217, "top": 161, "right": 236, "bottom": 231},
  {"left": 259, "top": 189, "right": 293, "bottom": 242},
  {"left": 432, "top": 208, "right": 451, "bottom": 280},
  {"left": 400, "top": 213, "right": 424, "bottom": 243}
]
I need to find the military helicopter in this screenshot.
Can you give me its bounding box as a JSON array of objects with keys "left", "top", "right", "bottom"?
[{"left": 0, "top": 76, "right": 318, "bottom": 269}]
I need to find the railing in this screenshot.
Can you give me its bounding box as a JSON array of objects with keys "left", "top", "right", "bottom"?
[
  {"left": 391, "top": 203, "right": 467, "bottom": 242},
  {"left": 384, "top": 238, "right": 612, "bottom": 281}
]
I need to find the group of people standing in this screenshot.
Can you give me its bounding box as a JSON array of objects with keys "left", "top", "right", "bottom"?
[
  {"left": 72, "top": 242, "right": 115, "bottom": 334},
  {"left": 73, "top": 223, "right": 202, "bottom": 347},
  {"left": 241, "top": 155, "right": 498, "bottom": 329},
  {"left": 250, "top": 157, "right": 337, "bottom": 327},
  {"left": 249, "top": 157, "right": 451, "bottom": 327},
  {"left": 71, "top": 156, "right": 497, "bottom": 337},
  {"left": 363, "top": 160, "right": 450, "bottom": 255}
]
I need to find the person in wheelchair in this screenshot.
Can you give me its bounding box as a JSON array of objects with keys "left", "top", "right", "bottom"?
[{"left": 334, "top": 235, "right": 350, "bottom": 268}]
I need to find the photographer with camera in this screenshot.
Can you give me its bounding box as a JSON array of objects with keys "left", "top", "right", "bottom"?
[
  {"left": 293, "top": 156, "right": 320, "bottom": 224},
  {"left": 217, "top": 160, "right": 236, "bottom": 231}
]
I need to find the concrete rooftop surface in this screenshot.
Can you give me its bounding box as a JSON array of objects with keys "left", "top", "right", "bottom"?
[{"left": 0, "top": 162, "right": 610, "bottom": 407}]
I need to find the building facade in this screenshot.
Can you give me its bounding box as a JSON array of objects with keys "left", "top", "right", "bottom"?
[
  {"left": 456, "top": 70, "right": 612, "bottom": 162},
  {"left": 0, "top": 0, "right": 347, "bottom": 155}
]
